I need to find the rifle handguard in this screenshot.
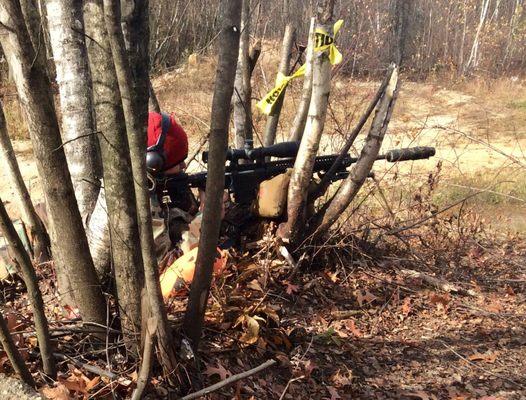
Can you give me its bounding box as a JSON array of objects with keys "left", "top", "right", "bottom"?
[{"left": 385, "top": 146, "right": 436, "bottom": 162}]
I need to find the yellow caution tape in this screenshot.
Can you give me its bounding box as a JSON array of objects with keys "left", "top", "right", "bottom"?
[{"left": 257, "top": 20, "right": 344, "bottom": 115}]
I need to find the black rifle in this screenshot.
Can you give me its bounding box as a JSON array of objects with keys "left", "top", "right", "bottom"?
[{"left": 150, "top": 141, "right": 436, "bottom": 210}]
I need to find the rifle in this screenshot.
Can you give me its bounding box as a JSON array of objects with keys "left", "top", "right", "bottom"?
[{"left": 149, "top": 141, "right": 436, "bottom": 211}]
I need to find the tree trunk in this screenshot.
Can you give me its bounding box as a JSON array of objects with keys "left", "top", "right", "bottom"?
[
  {"left": 183, "top": 0, "right": 241, "bottom": 350},
  {"left": 280, "top": 3, "right": 335, "bottom": 245},
  {"left": 0, "top": 311, "right": 35, "bottom": 387},
  {"left": 19, "top": 0, "right": 49, "bottom": 79},
  {"left": 263, "top": 24, "right": 295, "bottom": 148},
  {"left": 0, "top": 199, "right": 55, "bottom": 377},
  {"left": 83, "top": 0, "right": 144, "bottom": 347},
  {"left": 46, "top": 0, "right": 102, "bottom": 225},
  {"left": 36, "top": 0, "right": 57, "bottom": 82},
  {"left": 103, "top": 0, "right": 177, "bottom": 373},
  {"left": 313, "top": 66, "right": 399, "bottom": 237},
  {"left": 0, "top": 0, "right": 106, "bottom": 325},
  {"left": 0, "top": 100, "right": 50, "bottom": 263},
  {"left": 148, "top": 78, "right": 161, "bottom": 112},
  {"left": 288, "top": 17, "right": 315, "bottom": 142},
  {"left": 232, "top": 0, "right": 252, "bottom": 149},
  {"left": 464, "top": 0, "right": 490, "bottom": 74}
]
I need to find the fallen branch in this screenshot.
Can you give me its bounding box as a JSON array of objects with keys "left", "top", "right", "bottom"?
[
  {"left": 181, "top": 359, "right": 277, "bottom": 400},
  {"left": 53, "top": 353, "right": 118, "bottom": 380},
  {"left": 400, "top": 269, "right": 477, "bottom": 296}
]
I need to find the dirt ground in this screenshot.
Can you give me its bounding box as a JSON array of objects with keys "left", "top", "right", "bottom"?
[{"left": 1, "top": 53, "right": 525, "bottom": 399}]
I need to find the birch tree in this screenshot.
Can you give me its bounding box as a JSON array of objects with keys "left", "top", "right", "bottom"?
[
  {"left": 0, "top": 0, "right": 106, "bottom": 325},
  {"left": 0, "top": 100, "right": 50, "bottom": 262},
  {"left": 288, "top": 17, "right": 314, "bottom": 142},
  {"left": 46, "top": 0, "right": 102, "bottom": 224},
  {"left": 233, "top": 0, "right": 252, "bottom": 149},
  {"left": 183, "top": 0, "right": 242, "bottom": 349},
  {"left": 263, "top": 23, "right": 295, "bottom": 147},
  {"left": 280, "top": 0, "right": 335, "bottom": 245},
  {"left": 84, "top": 0, "right": 144, "bottom": 346}
]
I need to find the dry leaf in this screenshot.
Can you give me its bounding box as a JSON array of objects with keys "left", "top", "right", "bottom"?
[
  {"left": 326, "top": 385, "right": 342, "bottom": 400},
  {"left": 429, "top": 293, "right": 450, "bottom": 309},
  {"left": 204, "top": 361, "right": 231, "bottom": 381},
  {"left": 343, "top": 319, "right": 363, "bottom": 338},
  {"left": 285, "top": 282, "right": 300, "bottom": 295},
  {"left": 402, "top": 297, "right": 412, "bottom": 316},
  {"left": 356, "top": 290, "right": 377, "bottom": 307},
  {"left": 40, "top": 384, "right": 71, "bottom": 400},
  {"left": 468, "top": 351, "right": 498, "bottom": 363},
  {"left": 239, "top": 315, "right": 261, "bottom": 344},
  {"left": 247, "top": 279, "right": 264, "bottom": 292},
  {"left": 404, "top": 390, "right": 436, "bottom": 400}
]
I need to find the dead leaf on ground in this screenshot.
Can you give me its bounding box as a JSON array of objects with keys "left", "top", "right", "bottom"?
[
  {"left": 237, "top": 315, "right": 262, "bottom": 344},
  {"left": 403, "top": 390, "right": 437, "bottom": 400},
  {"left": 247, "top": 279, "right": 264, "bottom": 292},
  {"left": 429, "top": 292, "right": 451, "bottom": 310},
  {"left": 40, "top": 384, "right": 71, "bottom": 400},
  {"left": 355, "top": 290, "right": 378, "bottom": 307},
  {"left": 204, "top": 361, "right": 231, "bottom": 381},
  {"left": 285, "top": 282, "right": 300, "bottom": 295},
  {"left": 326, "top": 385, "right": 342, "bottom": 400},
  {"left": 343, "top": 319, "right": 363, "bottom": 338},
  {"left": 402, "top": 297, "right": 412, "bottom": 316},
  {"left": 467, "top": 351, "right": 498, "bottom": 363}
]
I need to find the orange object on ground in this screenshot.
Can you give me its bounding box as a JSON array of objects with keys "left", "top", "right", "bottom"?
[{"left": 160, "top": 247, "right": 227, "bottom": 299}]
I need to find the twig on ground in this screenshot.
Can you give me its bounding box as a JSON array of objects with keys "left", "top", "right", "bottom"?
[
  {"left": 279, "top": 375, "right": 305, "bottom": 400},
  {"left": 181, "top": 359, "right": 277, "bottom": 400},
  {"left": 53, "top": 353, "right": 119, "bottom": 380},
  {"left": 400, "top": 269, "right": 477, "bottom": 296},
  {"left": 440, "top": 341, "right": 525, "bottom": 390}
]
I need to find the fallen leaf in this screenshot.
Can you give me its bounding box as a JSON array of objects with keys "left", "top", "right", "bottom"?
[
  {"left": 343, "top": 319, "right": 363, "bottom": 338},
  {"left": 468, "top": 351, "right": 498, "bottom": 363},
  {"left": 429, "top": 293, "right": 450, "bottom": 309},
  {"left": 247, "top": 279, "right": 264, "bottom": 292},
  {"left": 402, "top": 297, "right": 412, "bottom": 316},
  {"left": 326, "top": 385, "right": 341, "bottom": 400},
  {"left": 239, "top": 315, "right": 260, "bottom": 344},
  {"left": 355, "top": 290, "right": 377, "bottom": 307},
  {"left": 204, "top": 361, "right": 231, "bottom": 381},
  {"left": 40, "top": 384, "right": 71, "bottom": 400},
  {"left": 404, "top": 390, "right": 434, "bottom": 400},
  {"left": 85, "top": 376, "right": 100, "bottom": 392},
  {"left": 285, "top": 282, "right": 300, "bottom": 295}
]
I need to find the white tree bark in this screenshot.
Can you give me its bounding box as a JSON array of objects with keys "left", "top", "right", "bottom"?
[
  {"left": 289, "top": 17, "right": 315, "bottom": 142},
  {"left": 464, "top": 0, "right": 490, "bottom": 74},
  {"left": 46, "top": 0, "right": 102, "bottom": 224},
  {"left": 280, "top": 16, "right": 333, "bottom": 243},
  {"left": 233, "top": 0, "right": 252, "bottom": 149}
]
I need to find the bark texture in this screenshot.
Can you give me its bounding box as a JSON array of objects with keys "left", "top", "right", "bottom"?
[
  {"left": 19, "top": 0, "right": 49, "bottom": 79},
  {"left": 0, "top": 0, "right": 106, "bottom": 325},
  {"left": 0, "top": 100, "right": 50, "bottom": 262},
  {"left": 314, "top": 66, "right": 399, "bottom": 236},
  {"left": 84, "top": 0, "right": 143, "bottom": 343},
  {"left": 0, "top": 199, "right": 55, "bottom": 377},
  {"left": 104, "top": 0, "right": 177, "bottom": 371},
  {"left": 0, "top": 311, "right": 34, "bottom": 387},
  {"left": 46, "top": 0, "right": 102, "bottom": 224},
  {"left": 263, "top": 24, "right": 295, "bottom": 147},
  {"left": 233, "top": 0, "right": 252, "bottom": 149},
  {"left": 288, "top": 18, "right": 315, "bottom": 142},
  {"left": 281, "top": 11, "right": 334, "bottom": 245},
  {"left": 183, "top": 0, "right": 241, "bottom": 349}
]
